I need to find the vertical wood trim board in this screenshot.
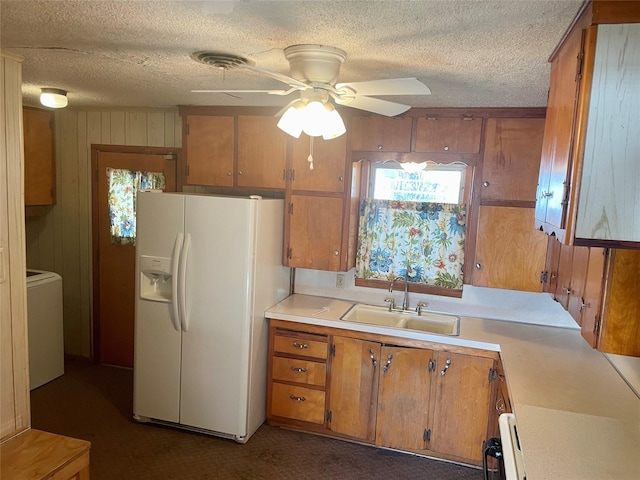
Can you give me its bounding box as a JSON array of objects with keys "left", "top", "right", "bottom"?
[{"left": 24, "top": 108, "right": 182, "bottom": 357}]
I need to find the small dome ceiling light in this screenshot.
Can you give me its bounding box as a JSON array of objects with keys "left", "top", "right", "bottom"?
[{"left": 40, "top": 88, "right": 68, "bottom": 108}]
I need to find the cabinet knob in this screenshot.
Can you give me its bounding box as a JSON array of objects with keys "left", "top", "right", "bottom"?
[
  {"left": 289, "top": 395, "right": 306, "bottom": 402},
  {"left": 443, "top": 145, "right": 450, "bottom": 151},
  {"left": 377, "top": 145, "right": 383, "bottom": 150},
  {"left": 475, "top": 263, "right": 482, "bottom": 269},
  {"left": 338, "top": 176, "right": 343, "bottom": 182},
  {"left": 333, "top": 250, "right": 340, "bottom": 256},
  {"left": 238, "top": 170, "right": 243, "bottom": 176},
  {"left": 562, "top": 287, "right": 574, "bottom": 295},
  {"left": 580, "top": 299, "right": 590, "bottom": 312},
  {"left": 483, "top": 181, "right": 490, "bottom": 187},
  {"left": 227, "top": 171, "right": 232, "bottom": 176}
]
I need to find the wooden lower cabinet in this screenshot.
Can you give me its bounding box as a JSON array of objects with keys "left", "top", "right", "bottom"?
[{"left": 267, "top": 320, "right": 499, "bottom": 466}]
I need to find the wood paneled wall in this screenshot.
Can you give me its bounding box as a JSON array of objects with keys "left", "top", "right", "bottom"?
[{"left": 25, "top": 109, "right": 182, "bottom": 357}]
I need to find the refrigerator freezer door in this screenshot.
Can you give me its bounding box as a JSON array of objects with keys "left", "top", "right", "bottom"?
[
  {"left": 179, "top": 195, "right": 256, "bottom": 437},
  {"left": 133, "top": 192, "right": 185, "bottom": 423}
]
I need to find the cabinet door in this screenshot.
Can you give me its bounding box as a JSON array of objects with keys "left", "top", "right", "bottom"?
[
  {"left": 237, "top": 115, "right": 287, "bottom": 189},
  {"left": 481, "top": 118, "right": 544, "bottom": 203},
  {"left": 414, "top": 117, "right": 482, "bottom": 153},
  {"left": 291, "top": 135, "right": 347, "bottom": 193},
  {"left": 430, "top": 351, "right": 494, "bottom": 464},
  {"left": 580, "top": 248, "right": 605, "bottom": 348},
  {"left": 286, "top": 195, "right": 343, "bottom": 271},
  {"left": 23, "top": 107, "right": 55, "bottom": 205},
  {"left": 535, "top": 25, "right": 585, "bottom": 231},
  {"left": 554, "top": 242, "right": 574, "bottom": 310},
  {"left": 473, "top": 206, "right": 548, "bottom": 292},
  {"left": 327, "top": 337, "right": 380, "bottom": 441},
  {"left": 376, "top": 346, "right": 433, "bottom": 451},
  {"left": 184, "top": 115, "right": 234, "bottom": 186},
  {"left": 566, "top": 246, "right": 590, "bottom": 323},
  {"left": 541, "top": 234, "right": 562, "bottom": 294},
  {"left": 350, "top": 116, "right": 412, "bottom": 152}
]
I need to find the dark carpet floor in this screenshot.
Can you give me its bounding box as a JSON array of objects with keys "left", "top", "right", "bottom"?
[{"left": 30, "top": 358, "right": 484, "bottom": 479}]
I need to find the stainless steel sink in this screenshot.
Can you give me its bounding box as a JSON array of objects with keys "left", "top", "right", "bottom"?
[{"left": 340, "top": 304, "right": 460, "bottom": 336}]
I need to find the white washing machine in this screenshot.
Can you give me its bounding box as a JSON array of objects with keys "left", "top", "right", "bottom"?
[{"left": 26, "top": 269, "right": 64, "bottom": 390}]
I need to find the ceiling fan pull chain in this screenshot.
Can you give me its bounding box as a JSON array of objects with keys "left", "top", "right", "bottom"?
[{"left": 308, "top": 136, "right": 314, "bottom": 170}]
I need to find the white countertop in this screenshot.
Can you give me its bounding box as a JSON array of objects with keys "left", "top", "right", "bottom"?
[{"left": 265, "top": 293, "right": 640, "bottom": 480}]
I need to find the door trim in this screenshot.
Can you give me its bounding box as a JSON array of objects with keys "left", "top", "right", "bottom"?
[{"left": 90, "top": 144, "right": 182, "bottom": 363}]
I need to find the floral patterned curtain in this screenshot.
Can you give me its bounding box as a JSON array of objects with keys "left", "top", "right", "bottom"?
[
  {"left": 107, "top": 168, "right": 165, "bottom": 245},
  {"left": 356, "top": 199, "right": 466, "bottom": 290}
]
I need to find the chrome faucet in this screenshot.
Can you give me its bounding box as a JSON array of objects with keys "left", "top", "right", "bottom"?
[{"left": 389, "top": 276, "right": 409, "bottom": 311}]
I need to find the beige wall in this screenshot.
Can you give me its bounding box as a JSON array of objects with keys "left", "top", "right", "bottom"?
[{"left": 25, "top": 108, "right": 182, "bottom": 357}]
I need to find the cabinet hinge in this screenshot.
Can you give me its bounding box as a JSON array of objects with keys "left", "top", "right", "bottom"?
[
  {"left": 561, "top": 180, "right": 570, "bottom": 208},
  {"left": 462, "top": 114, "right": 474, "bottom": 121},
  {"left": 326, "top": 410, "right": 332, "bottom": 423},
  {"left": 287, "top": 247, "right": 292, "bottom": 260},
  {"left": 428, "top": 358, "right": 436, "bottom": 372},
  {"left": 185, "top": 164, "right": 190, "bottom": 178},
  {"left": 288, "top": 203, "right": 294, "bottom": 215},
  {"left": 594, "top": 316, "right": 601, "bottom": 336},
  {"left": 576, "top": 49, "right": 585, "bottom": 81},
  {"left": 330, "top": 344, "right": 336, "bottom": 356},
  {"left": 489, "top": 368, "right": 497, "bottom": 382},
  {"left": 291, "top": 169, "right": 295, "bottom": 181},
  {"left": 423, "top": 429, "right": 431, "bottom": 442}
]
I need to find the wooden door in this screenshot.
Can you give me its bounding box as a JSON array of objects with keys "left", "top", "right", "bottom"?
[
  {"left": 291, "top": 135, "right": 347, "bottom": 193},
  {"left": 376, "top": 346, "right": 433, "bottom": 451},
  {"left": 580, "top": 248, "right": 606, "bottom": 348},
  {"left": 237, "top": 115, "right": 287, "bottom": 189},
  {"left": 184, "top": 115, "right": 234, "bottom": 186},
  {"left": 414, "top": 117, "right": 482, "bottom": 153},
  {"left": 481, "top": 117, "right": 545, "bottom": 203},
  {"left": 430, "top": 351, "right": 494, "bottom": 464},
  {"left": 473, "top": 206, "right": 548, "bottom": 291},
  {"left": 350, "top": 116, "right": 412, "bottom": 152},
  {"left": 286, "top": 195, "right": 343, "bottom": 271},
  {"left": 327, "top": 336, "right": 380, "bottom": 441},
  {"left": 93, "top": 149, "right": 177, "bottom": 367}
]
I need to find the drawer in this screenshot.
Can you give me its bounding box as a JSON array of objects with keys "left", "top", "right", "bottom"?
[
  {"left": 272, "top": 356, "right": 326, "bottom": 387},
  {"left": 273, "top": 334, "right": 328, "bottom": 359},
  {"left": 271, "top": 383, "right": 326, "bottom": 425}
]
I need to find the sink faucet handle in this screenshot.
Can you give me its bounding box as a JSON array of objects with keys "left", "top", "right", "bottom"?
[
  {"left": 384, "top": 297, "right": 395, "bottom": 312},
  {"left": 416, "top": 301, "right": 429, "bottom": 315}
]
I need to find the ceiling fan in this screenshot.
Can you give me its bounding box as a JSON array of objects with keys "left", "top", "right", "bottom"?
[{"left": 191, "top": 44, "right": 431, "bottom": 118}]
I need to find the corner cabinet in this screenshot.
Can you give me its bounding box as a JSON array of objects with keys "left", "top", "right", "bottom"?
[
  {"left": 267, "top": 320, "right": 500, "bottom": 466},
  {"left": 536, "top": 4, "right": 640, "bottom": 246}
]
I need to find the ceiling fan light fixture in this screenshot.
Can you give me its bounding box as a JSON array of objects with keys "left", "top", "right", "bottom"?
[
  {"left": 322, "top": 109, "right": 346, "bottom": 140},
  {"left": 40, "top": 88, "right": 68, "bottom": 108},
  {"left": 277, "top": 102, "right": 304, "bottom": 138}
]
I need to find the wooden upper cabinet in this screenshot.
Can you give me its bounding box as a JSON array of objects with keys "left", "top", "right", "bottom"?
[
  {"left": 349, "top": 116, "right": 412, "bottom": 152},
  {"left": 184, "top": 115, "right": 234, "bottom": 186},
  {"left": 286, "top": 195, "right": 344, "bottom": 271},
  {"left": 291, "top": 135, "right": 347, "bottom": 193},
  {"left": 535, "top": 20, "right": 585, "bottom": 235},
  {"left": 429, "top": 351, "right": 494, "bottom": 464},
  {"left": 23, "top": 107, "right": 56, "bottom": 205},
  {"left": 237, "top": 115, "right": 287, "bottom": 189},
  {"left": 481, "top": 117, "right": 545, "bottom": 204},
  {"left": 473, "top": 206, "right": 548, "bottom": 292},
  {"left": 414, "top": 116, "right": 482, "bottom": 153}
]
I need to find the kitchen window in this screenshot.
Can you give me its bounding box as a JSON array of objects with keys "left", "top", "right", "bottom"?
[{"left": 355, "top": 161, "right": 469, "bottom": 295}]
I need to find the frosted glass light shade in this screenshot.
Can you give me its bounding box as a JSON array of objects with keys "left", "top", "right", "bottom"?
[
  {"left": 277, "top": 104, "right": 304, "bottom": 138},
  {"left": 322, "top": 109, "right": 346, "bottom": 140},
  {"left": 40, "top": 88, "right": 68, "bottom": 108},
  {"left": 277, "top": 99, "right": 346, "bottom": 140}
]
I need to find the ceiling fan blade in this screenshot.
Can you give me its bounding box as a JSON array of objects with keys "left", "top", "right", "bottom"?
[
  {"left": 191, "top": 88, "right": 295, "bottom": 96},
  {"left": 241, "top": 64, "right": 310, "bottom": 90},
  {"left": 336, "top": 78, "right": 431, "bottom": 96},
  {"left": 334, "top": 95, "right": 411, "bottom": 116}
]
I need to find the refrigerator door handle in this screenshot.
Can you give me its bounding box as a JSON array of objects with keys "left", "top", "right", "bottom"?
[
  {"left": 170, "top": 233, "right": 184, "bottom": 332},
  {"left": 178, "top": 233, "right": 191, "bottom": 332}
]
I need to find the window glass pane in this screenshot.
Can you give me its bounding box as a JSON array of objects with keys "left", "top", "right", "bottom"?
[
  {"left": 370, "top": 163, "right": 465, "bottom": 203},
  {"left": 107, "top": 168, "right": 165, "bottom": 245}
]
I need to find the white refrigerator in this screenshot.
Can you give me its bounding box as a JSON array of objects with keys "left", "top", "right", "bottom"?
[{"left": 133, "top": 192, "right": 290, "bottom": 443}]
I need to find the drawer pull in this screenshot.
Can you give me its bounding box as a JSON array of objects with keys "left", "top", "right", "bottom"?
[
  {"left": 289, "top": 395, "right": 306, "bottom": 402},
  {"left": 290, "top": 366, "right": 308, "bottom": 373},
  {"left": 292, "top": 342, "right": 309, "bottom": 349}
]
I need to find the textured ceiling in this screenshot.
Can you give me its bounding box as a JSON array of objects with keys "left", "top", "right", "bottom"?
[{"left": 0, "top": 0, "right": 584, "bottom": 111}]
